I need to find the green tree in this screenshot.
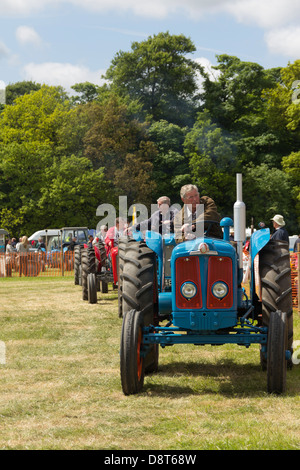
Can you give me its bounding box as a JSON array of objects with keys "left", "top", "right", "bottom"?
[
  {"left": 105, "top": 31, "right": 203, "bottom": 125},
  {"left": 282, "top": 151, "right": 300, "bottom": 225},
  {"left": 243, "top": 163, "right": 296, "bottom": 230},
  {"left": 200, "top": 55, "right": 282, "bottom": 167},
  {"left": 0, "top": 85, "right": 71, "bottom": 147},
  {"left": 71, "top": 82, "right": 101, "bottom": 104},
  {"left": 82, "top": 96, "right": 157, "bottom": 206},
  {"left": 201, "top": 55, "right": 280, "bottom": 132},
  {"left": 263, "top": 60, "right": 300, "bottom": 148},
  {"left": 38, "top": 155, "right": 109, "bottom": 229},
  {"left": 147, "top": 120, "right": 189, "bottom": 203},
  {"left": 0, "top": 85, "right": 111, "bottom": 235},
  {"left": 0, "top": 141, "right": 55, "bottom": 234},
  {"left": 184, "top": 112, "right": 238, "bottom": 215},
  {"left": 5, "top": 81, "right": 41, "bottom": 105},
  {"left": 114, "top": 151, "right": 155, "bottom": 207}
]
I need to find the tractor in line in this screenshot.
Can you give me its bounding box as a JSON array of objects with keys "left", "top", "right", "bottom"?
[{"left": 119, "top": 174, "right": 293, "bottom": 395}]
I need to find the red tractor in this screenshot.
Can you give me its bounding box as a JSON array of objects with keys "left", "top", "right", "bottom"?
[{"left": 80, "top": 240, "right": 119, "bottom": 304}]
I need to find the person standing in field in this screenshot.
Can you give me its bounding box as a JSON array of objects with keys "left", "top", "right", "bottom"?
[{"left": 17, "top": 236, "right": 30, "bottom": 276}]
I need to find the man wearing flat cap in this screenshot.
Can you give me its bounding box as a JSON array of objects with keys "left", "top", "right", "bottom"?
[{"left": 270, "top": 214, "right": 289, "bottom": 243}]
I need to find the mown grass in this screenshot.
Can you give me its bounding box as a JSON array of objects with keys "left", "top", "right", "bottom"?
[{"left": 0, "top": 277, "right": 299, "bottom": 450}]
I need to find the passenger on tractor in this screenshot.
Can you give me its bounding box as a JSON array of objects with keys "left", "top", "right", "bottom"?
[
  {"left": 174, "top": 184, "right": 223, "bottom": 242},
  {"left": 87, "top": 235, "right": 94, "bottom": 248},
  {"left": 105, "top": 217, "right": 127, "bottom": 255},
  {"left": 133, "top": 196, "right": 178, "bottom": 235},
  {"left": 94, "top": 224, "right": 107, "bottom": 243}
]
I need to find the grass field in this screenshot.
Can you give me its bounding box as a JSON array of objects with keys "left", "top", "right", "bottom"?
[{"left": 0, "top": 277, "right": 299, "bottom": 450}]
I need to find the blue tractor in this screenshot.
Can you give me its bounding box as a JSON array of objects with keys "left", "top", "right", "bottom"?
[{"left": 119, "top": 174, "right": 293, "bottom": 395}]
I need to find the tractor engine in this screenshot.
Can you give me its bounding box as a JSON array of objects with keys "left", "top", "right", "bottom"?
[{"left": 169, "top": 237, "right": 238, "bottom": 331}]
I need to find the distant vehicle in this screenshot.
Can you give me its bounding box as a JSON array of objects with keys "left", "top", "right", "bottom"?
[
  {"left": 28, "top": 227, "right": 90, "bottom": 270},
  {"left": 28, "top": 229, "right": 61, "bottom": 252},
  {"left": 0, "top": 229, "right": 9, "bottom": 254},
  {"left": 48, "top": 227, "right": 90, "bottom": 270},
  {"left": 60, "top": 227, "right": 89, "bottom": 248},
  {"left": 28, "top": 227, "right": 90, "bottom": 252},
  {"left": 289, "top": 235, "right": 299, "bottom": 252}
]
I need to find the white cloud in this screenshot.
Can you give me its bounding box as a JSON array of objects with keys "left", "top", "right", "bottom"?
[
  {"left": 193, "top": 57, "right": 221, "bottom": 93},
  {"left": 0, "top": 41, "right": 10, "bottom": 59},
  {"left": 0, "top": 0, "right": 57, "bottom": 15},
  {"left": 64, "top": 0, "right": 233, "bottom": 20},
  {"left": 225, "top": 0, "right": 300, "bottom": 29},
  {"left": 265, "top": 26, "right": 300, "bottom": 58},
  {"left": 1, "top": 0, "right": 300, "bottom": 26},
  {"left": 195, "top": 57, "right": 221, "bottom": 81},
  {"left": 2, "top": 0, "right": 300, "bottom": 61},
  {"left": 16, "top": 26, "right": 42, "bottom": 47},
  {"left": 22, "top": 62, "right": 106, "bottom": 92}
]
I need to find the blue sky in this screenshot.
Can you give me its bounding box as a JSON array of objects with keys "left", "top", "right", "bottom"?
[{"left": 0, "top": 0, "right": 299, "bottom": 95}]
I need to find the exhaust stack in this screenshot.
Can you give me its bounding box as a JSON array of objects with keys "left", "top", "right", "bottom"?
[{"left": 234, "top": 173, "right": 246, "bottom": 270}]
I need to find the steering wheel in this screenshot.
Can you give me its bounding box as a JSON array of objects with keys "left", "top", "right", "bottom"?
[{"left": 202, "top": 219, "right": 220, "bottom": 237}]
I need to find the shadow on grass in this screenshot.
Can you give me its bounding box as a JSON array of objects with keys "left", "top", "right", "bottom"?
[{"left": 143, "top": 359, "right": 298, "bottom": 397}]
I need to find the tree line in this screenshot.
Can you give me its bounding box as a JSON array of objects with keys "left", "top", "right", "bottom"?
[{"left": 0, "top": 31, "right": 299, "bottom": 237}]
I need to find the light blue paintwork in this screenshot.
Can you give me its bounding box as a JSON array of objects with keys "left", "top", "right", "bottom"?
[
  {"left": 170, "top": 237, "right": 238, "bottom": 331},
  {"left": 249, "top": 228, "right": 270, "bottom": 302},
  {"left": 220, "top": 217, "right": 234, "bottom": 242},
  {"left": 132, "top": 224, "right": 270, "bottom": 349},
  {"left": 250, "top": 228, "right": 270, "bottom": 263}
]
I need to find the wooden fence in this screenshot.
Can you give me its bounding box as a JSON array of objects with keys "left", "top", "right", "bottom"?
[
  {"left": 291, "top": 252, "right": 299, "bottom": 312},
  {"left": 0, "top": 251, "right": 74, "bottom": 278}
]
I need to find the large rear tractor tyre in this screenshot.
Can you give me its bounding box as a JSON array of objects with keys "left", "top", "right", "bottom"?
[
  {"left": 82, "top": 247, "right": 96, "bottom": 301},
  {"left": 259, "top": 240, "right": 293, "bottom": 369},
  {"left": 94, "top": 241, "right": 108, "bottom": 293},
  {"left": 121, "top": 240, "right": 159, "bottom": 381},
  {"left": 74, "top": 245, "right": 84, "bottom": 285},
  {"left": 81, "top": 251, "right": 89, "bottom": 301},
  {"left": 267, "top": 310, "right": 288, "bottom": 394},
  {"left": 97, "top": 241, "right": 107, "bottom": 266}
]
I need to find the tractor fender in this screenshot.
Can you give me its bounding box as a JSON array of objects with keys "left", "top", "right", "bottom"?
[
  {"left": 111, "top": 246, "right": 118, "bottom": 284},
  {"left": 249, "top": 228, "right": 270, "bottom": 303},
  {"left": 94, "top": 245, "right": 101, "bottom": 263},
  {"left": 133, "top": 231, "right": 176, "bottom": 291},
  {"left": 250, "top": 228, "right": 270, "bottom": 264},
  {"left": 144, "top": 231, "right": 163, "bottom": 289}
]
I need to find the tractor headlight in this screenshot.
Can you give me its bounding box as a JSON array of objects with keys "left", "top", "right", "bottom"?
[
  {"left": 181, "top": 282, "right": 197, "bottom": 299},
  {"left": 212, "top": 282, "right": 228, "bottom": 299}
]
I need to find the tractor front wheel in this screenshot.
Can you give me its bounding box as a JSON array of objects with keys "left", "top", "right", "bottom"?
[
  {"left": 121, "top": 239, "right": 159, "bottom": 376},
  {"left": 120, "top": 309, "right": 145, "bottom": 395},
  {"left": 88, "top": 273, "right": 97, "bottom": 304}
]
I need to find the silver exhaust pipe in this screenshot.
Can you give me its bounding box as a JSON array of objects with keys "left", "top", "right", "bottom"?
[{"left": 234, "top": 173, "right": 246, "bottom": 270}]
